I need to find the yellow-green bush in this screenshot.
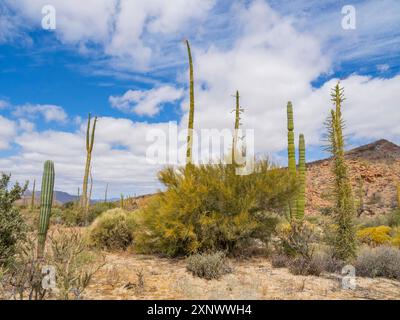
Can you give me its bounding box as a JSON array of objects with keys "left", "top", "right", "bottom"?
[
  {"left": 135, "top": 161, "right": 297, "bottom": 256},
  {"left": 88, "top": 208, "right": 136, "bottom": 250},
  {"left": 391, "top": 227, "right": 400, "bottom": 248},
  {"left": 356, "top": 226, "right": 392, "bottom": 246}
]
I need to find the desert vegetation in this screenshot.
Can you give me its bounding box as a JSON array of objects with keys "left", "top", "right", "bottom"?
[{"left": 1, "top": 40, "right": 400, "bottom": 300}]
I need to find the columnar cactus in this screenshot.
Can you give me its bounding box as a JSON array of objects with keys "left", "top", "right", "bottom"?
[
  {"left": 80, "top": 113, "right": 97, "bottom": 208},
  {"left": 120, "top": 193, "right": 124, "bottom": 209},
  {"left": 287, "top": 102, "right": 296, "bottom": 218},
  {"left": 185, "top": 40, "right": 195, "bottom": 165},
  {"left": 30, "top": 178, "right": 36, "bottom": 211},
  {"left": 296, "top": 134, "right": 306, "bottom": 219},
  {"left": 104, "top": 183, "right": 108, "bottom": 203},
  {"left": 37, "top": 160, "right": 55, "bottom": 258}
]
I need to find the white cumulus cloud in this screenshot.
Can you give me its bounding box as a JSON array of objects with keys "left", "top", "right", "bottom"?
[
  {"left": 109, "top": 86, "right": 183, "bottom": 116},
  {"left": 13, "top": 104, "right": 68, "bottom": 123}
]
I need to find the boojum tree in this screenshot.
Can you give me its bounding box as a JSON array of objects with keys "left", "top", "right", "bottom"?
[
  {"left": 232, "top": 90, "right": 245, "bottom": 167},
  {"left": 80, "top": 113, "right": 97, "bottom": 216},
  {"left": 326, "top": 82, "right": 356, "bottom": 261},
  {"left": 185, "top": 40, "right": 195, "bottom": 166}
]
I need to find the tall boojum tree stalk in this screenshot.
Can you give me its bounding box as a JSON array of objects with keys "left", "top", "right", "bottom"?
[
  {"left": 80, "top": 113, "right": 97, "bottom": 212},
  {"left": 185, "top": 40, "right": 195, "bottom": 166},
  {"left": 232, "top": 90, "right": 244, "bottom": 166},
  {"left": 37, "top": 160, "right": 55, "bottom": 259},
  {"left": 327, "top": 82, "right": 356, "bottom": 261}
]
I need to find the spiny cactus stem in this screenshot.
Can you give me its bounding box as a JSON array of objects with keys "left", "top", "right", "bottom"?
[{"left": 37, "top": 160, "right": 55, "bottom": 259}]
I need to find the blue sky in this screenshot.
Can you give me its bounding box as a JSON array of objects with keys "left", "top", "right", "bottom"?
[{"left": 0, "top": 0, "right": 399, "bottom": 197}]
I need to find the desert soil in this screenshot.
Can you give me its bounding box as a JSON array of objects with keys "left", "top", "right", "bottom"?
[{"left": 85, "top": 252, "right": 400, "bottom": 300}]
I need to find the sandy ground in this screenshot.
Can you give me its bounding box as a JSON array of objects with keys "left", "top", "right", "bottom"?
[{"left": 85, "top": 252, "right": 400, "bottom": 300}]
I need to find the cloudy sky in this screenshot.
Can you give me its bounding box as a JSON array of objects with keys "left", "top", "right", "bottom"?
[{"left": 0, "top": 0, "right": 399, "bottom": 198}]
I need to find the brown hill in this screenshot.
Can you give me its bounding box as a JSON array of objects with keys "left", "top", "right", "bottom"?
[{"left": 306, "top": 139, "right": 400, "bottom": 216}]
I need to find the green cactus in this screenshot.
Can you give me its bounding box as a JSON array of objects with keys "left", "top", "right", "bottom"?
[
  {"left": 37, "top": 160, "right": 55, "bottom": 258},
  {"left": 81, "top": 113, "right": 97, "bottom": 209},
  {"left": 296, "top": 134, "right": 306, "bottom": 220},
  {"left": 185, "top": 40, "right": 195, "bottom": 165},
  {"left": 287, "top": 101, "right": 296, "bottom": 218},
  {"left": 30, "top": 178, "right": 36, "bottom": 211}
]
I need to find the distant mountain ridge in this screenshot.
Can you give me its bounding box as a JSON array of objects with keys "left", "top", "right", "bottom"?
[{"left": 307, "top": 139, "right": 400, "bottom": 215}]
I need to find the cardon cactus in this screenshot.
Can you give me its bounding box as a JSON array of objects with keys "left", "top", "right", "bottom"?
[
  {"left": 37, "top": 160, "right": 55, "bottom": 258},
  {"left": 287, "top": 101, "right": 296, "bottom": 218},
  {"left": 30, "top": 178, "right": 36, "bottom": 211},
  {"left": 296, "top": 134, "right": 306, "bottom": 219},
  {"left": 185, "top": 40, "right": 195, "bottom": 165}
]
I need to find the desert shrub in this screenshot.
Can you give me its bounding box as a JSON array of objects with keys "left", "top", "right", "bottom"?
[
  {"left": 355, "top": 246, "right": 400, "bottom": 280},
  {"left": 391, "top": 227, "right": 400, "bottom": 248},
  {"left": 356, "top": 226, "right": 392, "bottom": 246},
  {"left": 186, "top": 251, "right": 232, "bottom": 280},
  {"left": 1, "top": 237, "right": 47, "bottom": 300},
  {"left": 270, "top": 253, "right": 290, "bottom": 268},
  {"left": 319, "top": 207, "right": 333, "bottom": 216},
  {"left": 48, "top": 230, "right": 104, "bottom": 299},
  {"left": 355, "top": 214, "right": 391, "bottom": 228},
  {"left": 288, "top": 255, "right": 325, "bottom": 276},
  {"left": 135, "top": 161, "right": 296, "bottom": 256},
  {"left": 317, "top": 250, "right": 345, "bottom": 273},
  {"left": 61, "top": 207, "right": 86, "bottom": 226},
  {"left": 387, "top": 209, "right": 400, "bottom": 227},
  {"left": 88, "top": 208, "right": 136, "bottom": 250},
  {"left": 88, "top": 202, "right": 117, "bottom": 223},
  {"left": 1, "top": 231, "right": 103, "bottom": 300},
  {"left": 0, "top": 174, "right": 28, "bottom": 266},
  {"left": 275, "top": 221, "right": 316, "bottom": 259}
]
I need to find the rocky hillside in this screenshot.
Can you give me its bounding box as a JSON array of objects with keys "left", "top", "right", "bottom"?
[{"left": 306, "top": 139, "right": 400, "bottom": 216}]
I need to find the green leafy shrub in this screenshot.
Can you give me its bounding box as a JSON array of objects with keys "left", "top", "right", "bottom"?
[
  {"left": 135, "top": 161, "right": 296, "bottom": 256},
  {"left": 186, "top": 251, "right": 232, "bottom": 280},
  {"left": 0, "top": 174, "right": 28, "bottom": 266},
  {"left": 355, "top": 246, "right": 400, "bottom": 280},
  {"left": 88, "top": 209, "right": 136, "bottom": 250}
]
